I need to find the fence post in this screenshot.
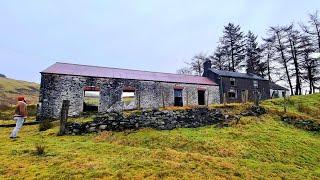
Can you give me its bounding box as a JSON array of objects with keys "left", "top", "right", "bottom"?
[
  {"left": 59, "top": 100, "right": 70, "bottom": 135},
  {"left": 254, "top": 91, "right": 259, "bottom": 106}
]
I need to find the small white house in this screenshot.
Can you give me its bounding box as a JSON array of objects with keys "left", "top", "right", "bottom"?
[{"left": 270, "top": 82, "right": 289, "bottom": 98}]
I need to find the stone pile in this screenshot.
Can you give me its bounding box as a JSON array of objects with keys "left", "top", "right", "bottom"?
[
  {"left": 240, "top": 106, "right": 266, "bottom": 116},
  {"left": 282, "top": 116, "right": 320, "bottom": 131}
]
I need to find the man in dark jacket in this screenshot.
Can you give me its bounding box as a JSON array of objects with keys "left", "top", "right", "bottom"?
[{"left": 10, "top": 96, "right": 28, "bottom": 139}]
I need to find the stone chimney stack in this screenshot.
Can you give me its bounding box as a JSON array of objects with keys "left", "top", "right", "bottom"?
[{"left": 203, "top": 59, "right": 212, "bottom": 76}]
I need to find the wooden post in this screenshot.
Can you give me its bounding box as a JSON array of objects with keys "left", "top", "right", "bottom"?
[
  {"left": 59, "top": 100, "right": 70, "bottom": 135},
  {"left": 283, "top": 96, "right": 287, "bottom": 113},
  {"left": 254, "top": 91, "right": 259, "bottom": 106},
  {"left": 241, "top": 91, "right": 245, "bottom": 104},
  {"left": 223, "top": 93, "right": 226, "bottom": 106},
  {"left": 245, "top": 90, "right": 249, "bottom": 103},
  {"left": 206, "top": 90, "right": 210, "bottom": 106}
]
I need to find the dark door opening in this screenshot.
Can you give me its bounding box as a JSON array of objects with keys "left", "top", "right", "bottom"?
[
  {"left": 198, "top": 90, "right": 205, "bottom": 105},
  {"left": 174, "top": 89, "right": 183, "bottom": 106},
  {"left": 83, "top": 87, "right": 100, "bottom": 112}
]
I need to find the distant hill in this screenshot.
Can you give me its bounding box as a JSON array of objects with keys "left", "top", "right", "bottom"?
[
  {"left": 0, "top": 74, "right": 6, "bottom": 78},
  {"left": 0, "top": 77, "right": 39, "bottom": 106}
]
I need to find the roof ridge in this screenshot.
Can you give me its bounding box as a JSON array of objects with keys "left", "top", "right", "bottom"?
[{"left": 55, "top": 62, "right": 207, "bottom": 78}]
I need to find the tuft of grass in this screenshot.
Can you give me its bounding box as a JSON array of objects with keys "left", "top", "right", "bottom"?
[{"left": 34, "top": 143, "right": 45, "bottom": 156}]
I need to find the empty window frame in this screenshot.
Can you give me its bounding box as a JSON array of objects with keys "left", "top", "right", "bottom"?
[
  {"left": 174, "top": 89, "right": 183, "bottom": 106},
  {"left": 198, "top": 90, "right": 205, "bottom": 105},
  {"left": 83, "top": 86, "right": 100, "bottom": 112},
  {"left": 230, "top": 78, "right": 236, "bottom": 86},
  {"left": 121, "top": 88, "right": 136, "bottom": 109},
  {"left": 227, "top": 89, "right": 237, "bottom": 99},
  {"left": 253, "top": 80, "right": 258, "bottom": 88}
]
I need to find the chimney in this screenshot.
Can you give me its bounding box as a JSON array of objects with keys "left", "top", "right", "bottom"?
[{"left": 203, "top": 59, "right": 212, "bottom": 75}]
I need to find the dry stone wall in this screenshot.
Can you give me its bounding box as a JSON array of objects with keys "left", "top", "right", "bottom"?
[{"left": 65, "top": 108, "right": 233, "bottom": 134}]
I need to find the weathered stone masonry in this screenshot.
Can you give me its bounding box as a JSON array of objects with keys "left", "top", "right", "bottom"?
[{"left": 39, "top": 73, "right": 220, "bottom": 118}]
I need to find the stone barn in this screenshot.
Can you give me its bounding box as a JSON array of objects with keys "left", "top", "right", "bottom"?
[{"left": 39, "top": 62, "right": 220, "bottom": 118}]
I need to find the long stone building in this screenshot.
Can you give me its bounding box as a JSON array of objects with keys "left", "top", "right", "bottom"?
[{"left": 39, "top": 62, "right": 220, "bottom": 118}]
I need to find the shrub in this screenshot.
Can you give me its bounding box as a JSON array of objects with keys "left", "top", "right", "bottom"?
[
  {"left": 39, "top": 119, "right": 53, "bottom": 131},
  {"left": 34, "top": 143, "right": 45, "bottom": 156}
]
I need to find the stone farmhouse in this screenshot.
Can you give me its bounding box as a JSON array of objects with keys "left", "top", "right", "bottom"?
[
  {"left": 39, "top": 61, "right": 285, "bottom": 119},
  {"left": 203, "top": 60, "right": 270, "bottom": 103}
]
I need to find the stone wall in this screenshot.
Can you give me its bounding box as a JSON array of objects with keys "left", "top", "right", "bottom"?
[
  {"left": 39, "top": 74, "right": 220, "bottom": 119},
  {"left": 65, "top": 107, "right": 236, "bottom": 134}
]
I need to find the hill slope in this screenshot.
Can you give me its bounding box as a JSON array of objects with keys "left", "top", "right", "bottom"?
[
  {"left": 0, "top": 95, "right": 319, "bottom": 179},
  {"left": 262, "top": 93, "right": 320, "bottom": 124},
  {"left": 0, "top": 77, "right": 39, "bottom": 106}
]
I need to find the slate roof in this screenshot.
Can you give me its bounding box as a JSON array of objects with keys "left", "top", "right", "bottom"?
[
  {"left": 209, "top": 69, "right": 267, "bottom": 81},
  {"left": 41, "top": 62, "right": 217, "bottom": 85},
  {"left": 269, "top": 82, "right": 289, "bottom": 91}
]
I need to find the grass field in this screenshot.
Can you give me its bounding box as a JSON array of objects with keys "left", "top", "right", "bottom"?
[
  {"left": 0, "top": 94, "right": 319, "bottom": 179},
  {"left": 0, "top": 77, "right": 39, "bottom": 106}
]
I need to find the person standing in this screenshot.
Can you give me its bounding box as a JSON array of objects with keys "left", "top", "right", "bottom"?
[{"left": 10, "top": 96, "right": 28, "bottom": 139}]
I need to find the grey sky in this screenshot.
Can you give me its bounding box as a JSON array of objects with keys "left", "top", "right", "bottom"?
[{"left": 0, "top": 0, "right": 319, "bottom": 83}]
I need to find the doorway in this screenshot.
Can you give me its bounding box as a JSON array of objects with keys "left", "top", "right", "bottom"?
[{"left": 198, "top": 90, "right": 205, "bottom": 105}]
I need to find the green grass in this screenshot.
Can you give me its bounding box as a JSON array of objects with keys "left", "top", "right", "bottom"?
[
  {"left": 0, "top": 114, "right": 319, "bottom": 179},
  {"left": 0, "top": 94, "right": 320, "bottom": 179},
  {"left": 262, "top": 93, "right": 320, "bottom": 123}
]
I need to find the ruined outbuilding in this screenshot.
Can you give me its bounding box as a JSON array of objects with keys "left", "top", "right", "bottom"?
[{"left": 39, "top": 62, "right": 220, "bottom": 118}]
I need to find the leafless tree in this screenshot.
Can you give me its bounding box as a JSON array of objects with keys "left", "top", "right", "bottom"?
[
  {"left": 176, "top": 67, "right": 193, "bottom": 75},
  {"left": 301, "top": 11, "right": 320, "bottom": 52},
  {"left": 268, "top": 26, "right": 294, "bottom": 95}
]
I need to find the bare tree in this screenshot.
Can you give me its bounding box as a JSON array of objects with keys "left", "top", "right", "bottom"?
[
  {"left": 301, "top": 11, "right": 320, "bottom": 52},
  {"left": 262, "top": 36, "right": 277, "bottom": 81},
  {"left": 299, "top": 35, "right": 319, "bottom": 94},
  {"left": 176, "top": 67, "right": 193, "bottom": 75},
  {"left": 285, "top": 25, "right": 302, "bottom": 95},
  {"left": 268, "top": 26, "right": 294, "bottom": 95},
  {"left": 186, "top": 53, "right": 208, "bottom": 76}
]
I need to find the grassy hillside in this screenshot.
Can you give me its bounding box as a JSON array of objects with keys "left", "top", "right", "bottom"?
[
  {"left": 0, "top": 94, "right": 319, "bottom": 179},
  {"left": 0, "top": 115, "right": 319, "bottom": 179},
  {"left": 0, "top": 77, "right": 39, "bottom": 106},
  {"left": 262, "top": 93, "right": 320, "bottom": 123}
]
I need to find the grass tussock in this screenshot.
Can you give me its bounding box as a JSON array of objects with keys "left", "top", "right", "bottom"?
[{"left": 34, "top": 143, "right": 45, "bottom": 156}]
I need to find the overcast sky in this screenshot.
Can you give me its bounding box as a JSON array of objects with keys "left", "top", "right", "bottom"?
[{"left": 0, "top": 0, "right": 319, "bottom": 83}]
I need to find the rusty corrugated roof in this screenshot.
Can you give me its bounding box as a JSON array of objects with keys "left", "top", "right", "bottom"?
[{"left": 41, "top": 62, "right": 217, "bottom": 85}]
